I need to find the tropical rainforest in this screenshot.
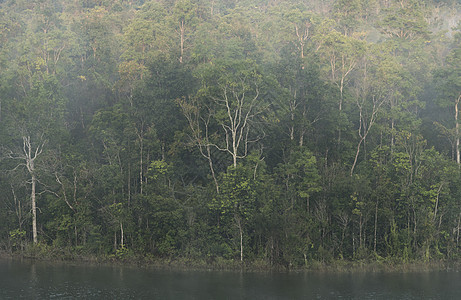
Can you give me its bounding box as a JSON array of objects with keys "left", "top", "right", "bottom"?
[{"left": 0, "top": 0, "right": 461, "bottom": 268}]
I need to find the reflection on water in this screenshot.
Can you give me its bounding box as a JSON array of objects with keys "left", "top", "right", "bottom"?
[{"left": 1, "top": 258, "right": 461, "bottom": 299}]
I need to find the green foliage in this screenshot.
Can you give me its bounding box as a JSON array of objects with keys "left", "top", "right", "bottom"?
[
  {"left": 9, "top": 229, "right": 26, "bottom": 250},
  {"left": 148, "top": 160, "right": 170, "bottom": 180},
  {"left": 213, "top": 165, "right": 257, "bottom": 217},
  {"left": 1, "top": 0, "right": 461, "bottom": 267},
  {"left": 378, "top": 0, "right": 430, "bottom": 41}
]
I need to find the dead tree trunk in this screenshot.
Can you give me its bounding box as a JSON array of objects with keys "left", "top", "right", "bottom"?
[
  {"left": 23, "top": 136, "right": 46, "bottom": 244},
  {"left": 455, "top": 94, "right": 460, "bottom": 165}
]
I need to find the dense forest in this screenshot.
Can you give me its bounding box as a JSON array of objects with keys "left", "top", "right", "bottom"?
[{"left": 0, "top": 0, "right": 460, "bottom": 267}]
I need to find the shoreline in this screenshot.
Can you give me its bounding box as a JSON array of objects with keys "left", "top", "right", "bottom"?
[{"left": 2, "top": 250, "right": 460, "bottom": 274}]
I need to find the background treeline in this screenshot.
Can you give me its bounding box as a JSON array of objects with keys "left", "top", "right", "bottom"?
[{"left": 1, "top": 0, "right": 461, "bottom": 267}]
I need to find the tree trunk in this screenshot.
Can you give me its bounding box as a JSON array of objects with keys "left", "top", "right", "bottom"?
[
  {"left": 23, "top": 136, "right": 44, "bottom": 244},
  {"left": 236, "top": 215, "right": 243, "bottom": 262},
  {"left": 413, "top": 207, "right": 417, "bottom": 250},
  {"left": 374, "top": 198, "right": 378, "bottom": 253},
  {"left": 433, "top": 183, "right": 444, "bottom": 223},
  {"left": 74, "top": 225, "right": 78, "bottom": 246},
  {"left": 31, "top": 174, "right": 37, "bottom": 244},
  {"left": 391, "top": 118, "right": 395, "bottom": 157},
  {"left": 289, "top": 98, "right": 296, "bottom": 141},
  {"left": 206, "top": 145, "right": 219, "bottom": 194},
  {"left": 140, "top": 137, "right": 143, "bottom": 195},
  {"left": 114, "top": 231, "right": 117, "bottom": 251},
  {"left": 359, "top": 214, "right": 363, "bottom": 248},
  {"left": 457, "top": 213, "right": 461, "bottom": 247},
  {"left": 232, "top": 131, "right": 238, "bottom": 168},
  {"left": 351, "top": 136, "right": 365, "bottom": 176},
  {"left": 128, "top": 165, "right": 131, "bottom": 206},
  {"left": 455, "top": 95, "right": 460, "bottom": 165},
  {"left": 179, "top": 20, "right": 185, "bottom": 63},
  {"left": 239, "top": 221, "right": 243, "bottom": 262},
  {"left": 120, "top": 222, "right": 124, "bottom": 248}
]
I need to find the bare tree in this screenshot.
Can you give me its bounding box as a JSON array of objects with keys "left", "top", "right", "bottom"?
[
  {"left": 350, "top": 94, "right": 386, "bottom": 176},
  {"left": 179, "top": 96, "right": 220, "bottom": 193},
  {"left": 4, "top": 135, "right": 47, "bottom": 244},
  {"left": 211, "top": 81, "right": 264, "bottom": 168},
  {"left": 179, "top": 60, "right": 268, "bottom": 190}
]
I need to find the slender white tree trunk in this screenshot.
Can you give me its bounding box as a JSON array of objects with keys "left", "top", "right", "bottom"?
[
  {"left": 31, "top": 174, "right": 37, "bottom": 244},
  {"left": 120, "top": 222, "right": 124, "bottom": 248},
  {"left": 140, "top": 137, "right": 143, "bottom": 195},
  {"left": 374, "top": 198, "right": 378, "bottom": 253},
  {"left": 179, "top": 20, "right": 185, "bottom": 63},
  {"left": 455, "top": 95, "right": 460, "bottom": 165},
  {"left": 23, "top": 136, "right": 44, "bottom": 244},
  {"left": 238, "top": 219, "right": 243, "bottom": 262},
  {"left": 206, "top": 145, "right": 219, "bottom": 193}
]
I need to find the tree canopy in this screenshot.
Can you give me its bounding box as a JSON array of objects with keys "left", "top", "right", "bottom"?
[{"left": 1, "top": 0, "right": 461, "bottom": 267}]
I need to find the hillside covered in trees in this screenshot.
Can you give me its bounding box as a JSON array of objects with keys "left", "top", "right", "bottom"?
[{"left": 1, "top": 0, "right": 461, "bottom": 267}]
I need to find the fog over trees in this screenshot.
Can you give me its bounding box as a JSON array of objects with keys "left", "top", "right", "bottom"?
[{"left": 1, "top": 0, "right": 461, "bottom": 266}]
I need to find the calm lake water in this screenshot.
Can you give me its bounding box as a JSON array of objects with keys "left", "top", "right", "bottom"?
[{"left": 1, "top": 258, "right": 461, "bottom": 299}]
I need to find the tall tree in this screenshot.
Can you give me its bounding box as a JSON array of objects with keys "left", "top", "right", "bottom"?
[
  {"left": 434, "top": 33, "right": 461, "bottom": 164},
  {"left": 3, "top": 73, "right": 65, "bottom": 244},
  {"left": 182, "top": 58, "right": 267, "bottom": 171},
  {"left": 171, "top": 0, "right": 198, "bottom": 64}
]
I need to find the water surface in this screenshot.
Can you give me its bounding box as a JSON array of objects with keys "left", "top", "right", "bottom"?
[{"left": 1, "top": 258, "right": 460, "bottom": 299}]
